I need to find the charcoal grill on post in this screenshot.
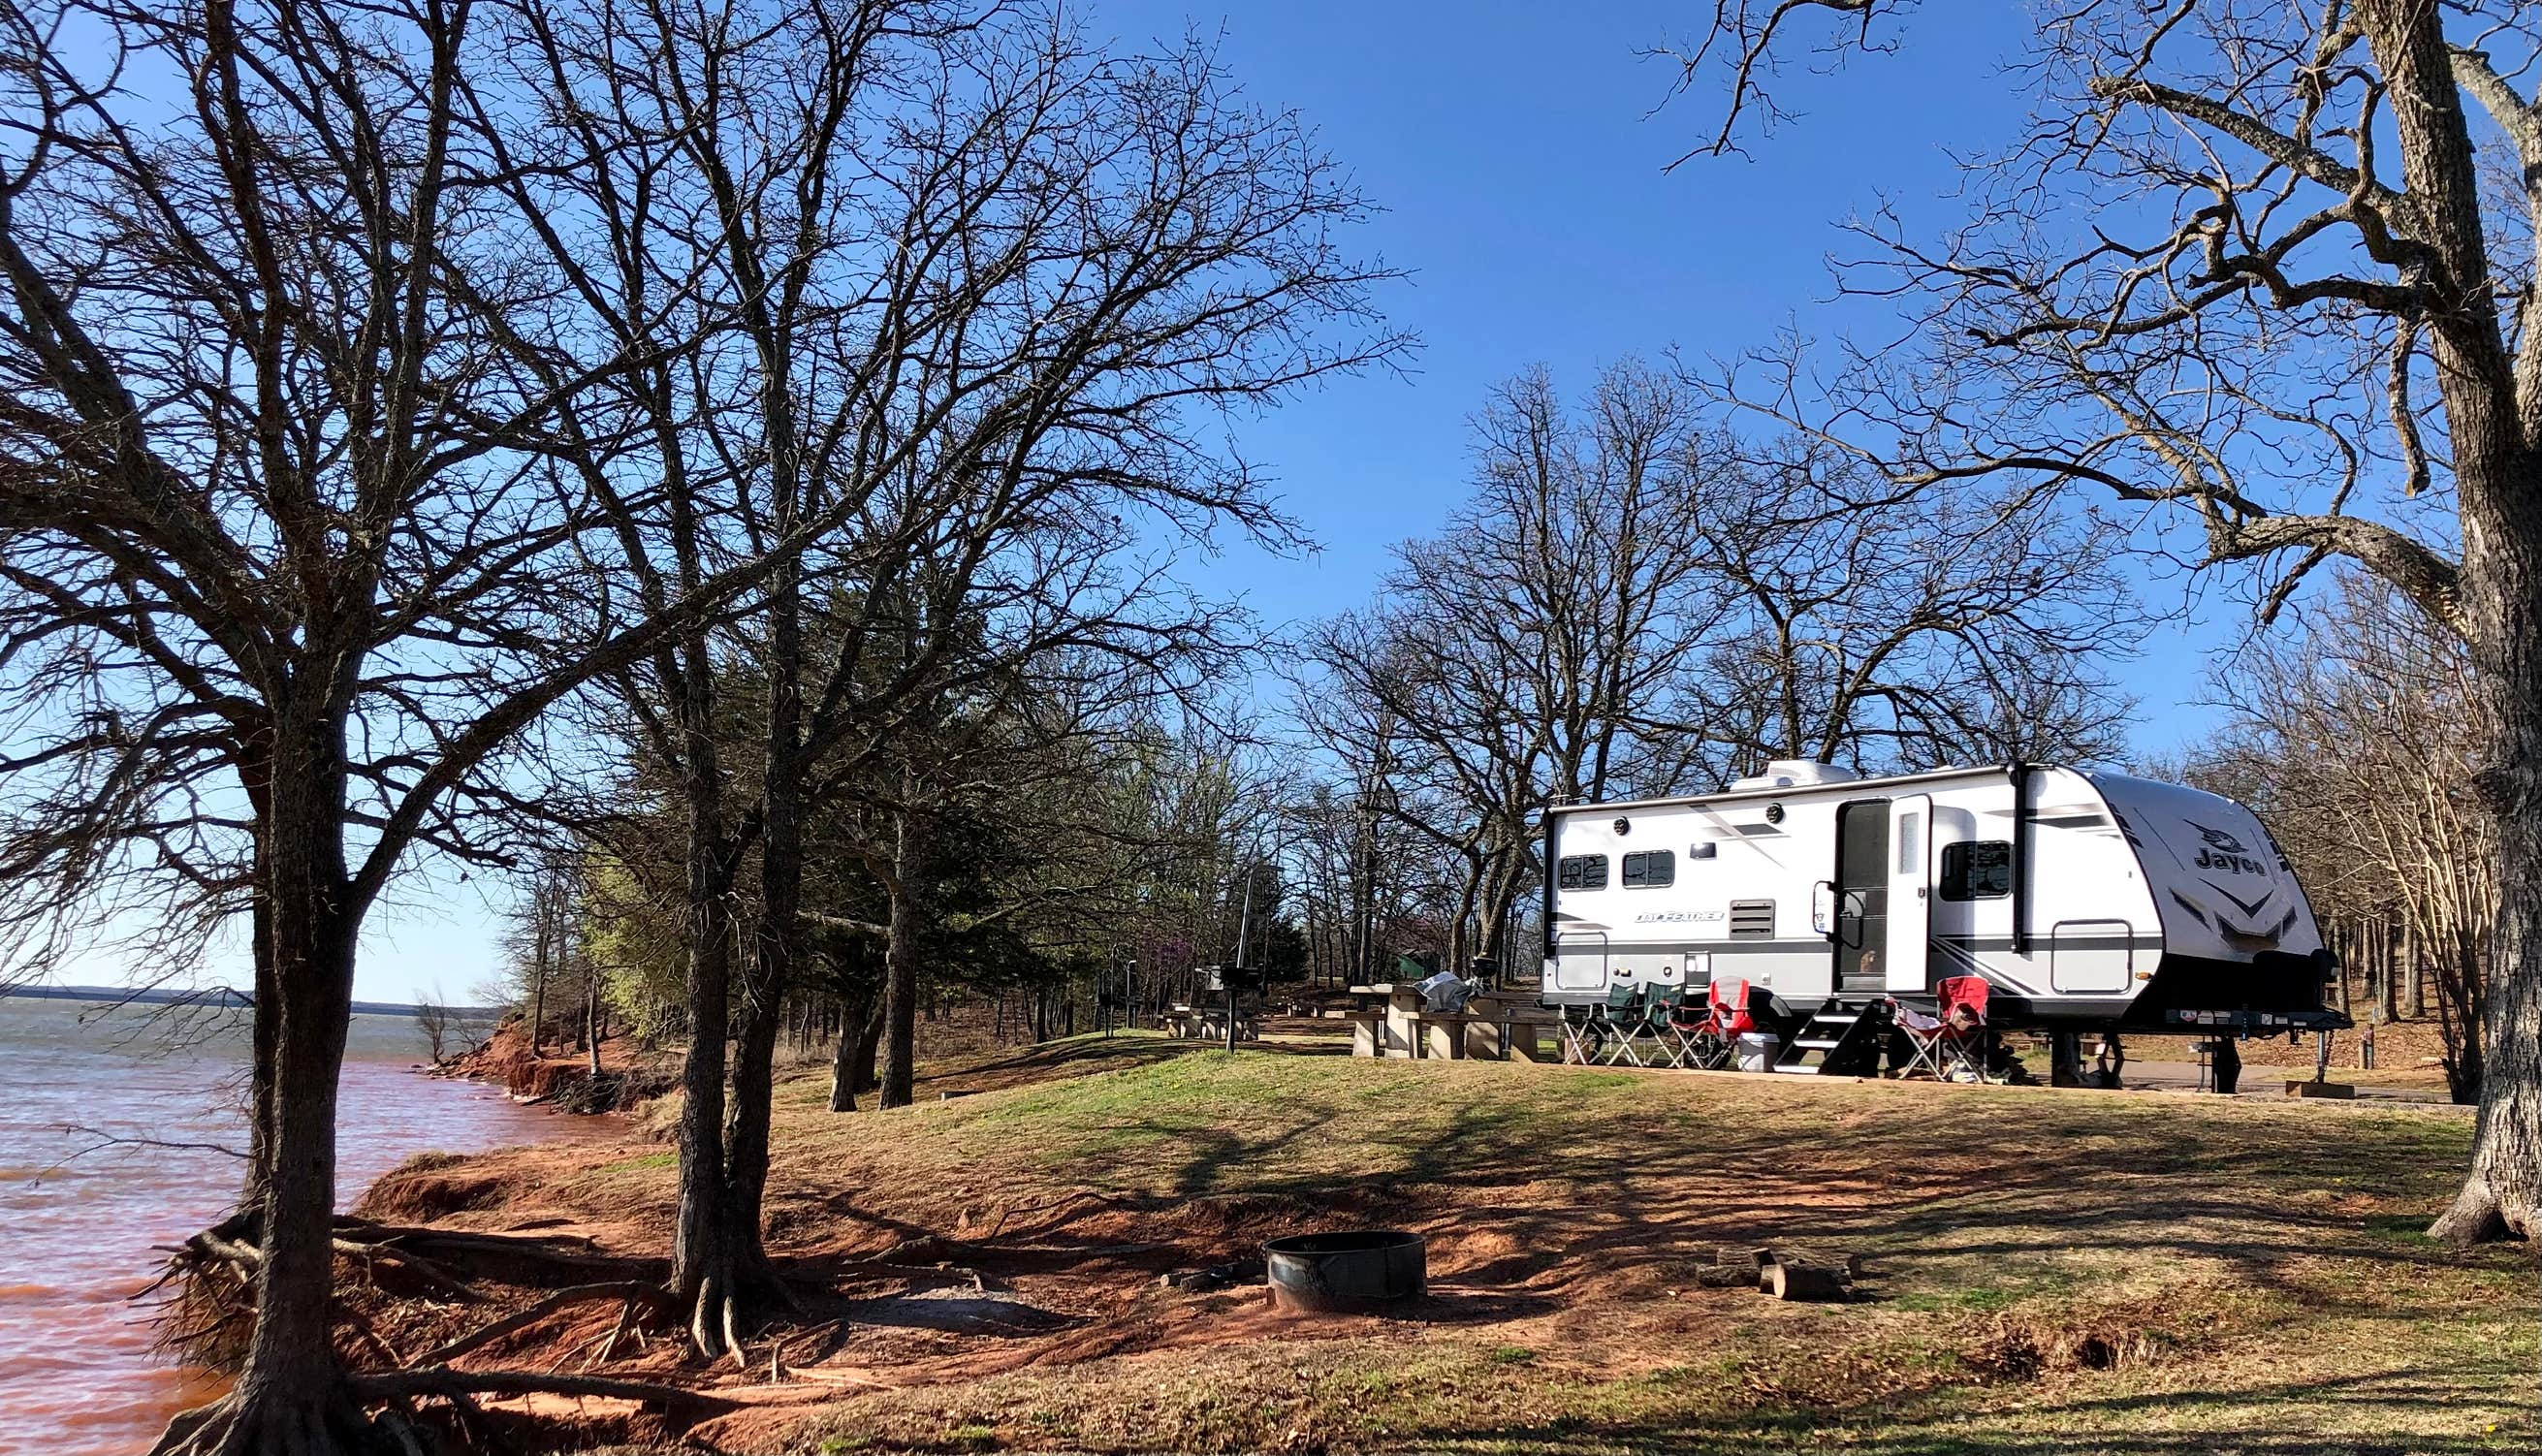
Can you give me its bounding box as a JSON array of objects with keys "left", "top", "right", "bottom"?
[{"left": 1263, "top": 1230, "right": 1426, "bottom": 1314}]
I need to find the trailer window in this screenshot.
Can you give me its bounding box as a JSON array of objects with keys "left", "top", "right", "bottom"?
[
  {"left": 1621, "top": 850, "right": 1674, "bottom": 887},
  {"left": 1556, "top": 854, "right": 1608, "bottom": 890},
  {"left": 1942, "top": 840, "right": 2014, "bottom": 900}
]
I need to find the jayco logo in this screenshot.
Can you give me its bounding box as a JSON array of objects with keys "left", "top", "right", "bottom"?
[{"left": 2188, "top": 822, "right": 2266, "bottom": 875}]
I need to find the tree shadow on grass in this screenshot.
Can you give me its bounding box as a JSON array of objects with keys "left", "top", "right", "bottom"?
[
  {"left": 1438, "top": 1362, "right": 2528, "bottom": 1456},
  {"left": 911, "top": 1034, "right": 1199, "bottom": 1095}
]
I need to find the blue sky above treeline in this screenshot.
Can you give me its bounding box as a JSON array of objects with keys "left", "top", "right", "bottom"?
[{"left": 335, "top": 0, "right": 2249, "bottom": 1000}]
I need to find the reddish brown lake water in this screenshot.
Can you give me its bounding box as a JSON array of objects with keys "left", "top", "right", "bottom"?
[{"left": 0, "top": 997, "right": 610, "bottom": 1456}]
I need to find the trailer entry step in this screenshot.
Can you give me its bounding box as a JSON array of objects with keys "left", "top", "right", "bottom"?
[{"left": 1773, "top": 998, "right": 1891, "bottom": 1076}]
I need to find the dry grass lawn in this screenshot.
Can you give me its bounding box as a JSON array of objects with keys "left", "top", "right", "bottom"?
[{"left": 374, "top": 1033, "right": 2537, "bottom": 1456}]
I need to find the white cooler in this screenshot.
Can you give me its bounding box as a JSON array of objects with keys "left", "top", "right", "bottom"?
[{"left": 1735, "top": 1032, "right": 1780, "bottom": 1072}]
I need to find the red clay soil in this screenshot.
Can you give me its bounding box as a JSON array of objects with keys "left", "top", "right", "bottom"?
[
  {"left": 347, "top": 1144, "right": 1714, "bottom": 1453},
  {"left": 437, "top": 1014, "right": 672, "bottom": 1107}
]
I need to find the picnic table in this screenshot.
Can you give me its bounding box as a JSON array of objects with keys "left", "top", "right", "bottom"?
[
  {"left": 1346, "top": 983, "right": 1559, "bottom": 1061},
  {"left": 1161, "top": 1002, "right": 1257, "bottom": 1042}
]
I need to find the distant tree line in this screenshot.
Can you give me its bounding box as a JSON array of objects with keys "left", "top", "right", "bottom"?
[
  {"left": 1283, "top": 360, "right": 2139, "bottom": 981},
  {"left": 2179, "top": 573, "right": 2493, "bottom": 1104}
]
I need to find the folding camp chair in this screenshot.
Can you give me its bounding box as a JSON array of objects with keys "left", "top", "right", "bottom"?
[
  {"left": 1936, "top": 974, "right": 1991, "bottom": 1082},
  {"left": 1597, "top": 981, "right": 1646, "bottom": 1064},
  {"left": 1889, "top": 997, "right": 1948, "bottom": 1079},
  {"left": 1558, "top": 1003, "right": 1613, "bottom": 1065},
  {"left": 1559, "top": 982, "right": 1637, "bottom": 1064},
  {"left": 1640, "top": 984, "right": 1700, "bottom": 1068},
  {"left": 1612, "top": 981, "right": 1682, "bottom": 1066},
  {"left": 1685, "top": 978, "right": 1755, "bottom": 1070}
]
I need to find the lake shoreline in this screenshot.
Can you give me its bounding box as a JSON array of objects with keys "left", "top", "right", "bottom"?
[{"left": 0, "top": 998, "right": 624, "bottom": 1456}]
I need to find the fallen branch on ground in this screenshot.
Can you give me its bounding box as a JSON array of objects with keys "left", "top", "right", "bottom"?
[
  {"left": 334, "top": 1219, "right": 661, "bottom": 1279},
  {"left": 977, "top": 1188, "right": 1142, "bottom": 1241}
]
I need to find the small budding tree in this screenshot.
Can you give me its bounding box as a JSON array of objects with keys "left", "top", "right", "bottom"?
[{"left": 1663, "top": 0, "right": 2540, "bottom": 1241}]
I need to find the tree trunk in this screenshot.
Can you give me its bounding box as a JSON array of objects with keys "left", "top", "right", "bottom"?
[
  {"left": 2352, "top": 0, "right": 2541, "bottom": 1247},
  {"left": 877, "top": 807, "right": 925, "bottom": 1110},
  {"left": 156, "top": 724, "right": 374, "bottom": 1454},
  {"left": 719, "top": 975, "right": 784, "bottom": 1280},
  {"left": 828, "top": 1014, "right": 860, "bottom": 1113},
  {"left": 667, "top": 641, "right": 747, "bottom": 1355},
  {"left": 240, "top": 888, "right": 279, "bottom": 1225},
  {"left": 710, "top": 591, "right": 807, "bottom": 1330},
  {"left": 528, "top": 911, "right": 549, "bottom": 1058},
  {"left": 2384, "top": 921, "right": 2402, "bottom": 1023},
  {"left": 852, "top": 998, "right": 883, "bottom": 1094},
  {"left": 2434, "top": 634, "right": 2542, "bottom": 1238}
]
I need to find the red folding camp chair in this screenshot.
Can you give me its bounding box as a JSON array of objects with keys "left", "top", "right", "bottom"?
[
  {"left": 1937, "top": 974, "right": 1991, "bottom": 1082},
  {"left": 1687, "top": 978, "right": 1754, "bottom": 1069}
]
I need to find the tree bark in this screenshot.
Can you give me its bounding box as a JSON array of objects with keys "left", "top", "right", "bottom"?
[
  {"left": 2432, "top": 634, "right": 2542, "bottom": 1238},
  {"left": 852, "top": 999, "right": 883, "bottom": 1095},
  {"left": 667, "top": 631, "right": 747, "bottom": 1354},
  {"left": 877, "top": 807, "right": 925, "bottom": 1109},
  {"left": 2354, "top": 0, "right": 2541, "bottom": 1245},
  {"left": 159, "top": 715, "right": 376, "bottom": 1453},
  {"left": 828, "top": 1020, "right": 860, "bottom": 1112}
]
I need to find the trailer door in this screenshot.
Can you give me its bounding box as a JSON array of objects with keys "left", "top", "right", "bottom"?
[
  {"left": 1886, "top": 794, "right": 1932, "bottom": 991},
  {"left": 1833, "top": 800, "right": 1891, "bottom": 995}
]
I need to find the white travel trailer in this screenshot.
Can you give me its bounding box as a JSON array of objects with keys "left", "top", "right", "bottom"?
[{"left": 1539, "top": 761, "right": 2343, "bottom": 1042}]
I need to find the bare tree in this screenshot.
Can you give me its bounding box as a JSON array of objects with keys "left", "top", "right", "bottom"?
[
  {"left": 1687, "top": 440, "right": 2137, "bottom": 773},
  {"left": 413, "top": 998, "right": 456, "bottom": 1065},
  {"left": 0, "top": 0, "right": 916, "bottom": 1444},
  {"left": 1664, "top": 0, "right": 2542, "bottom": 1244},
  {"left": 1298, "top": 363, "right": 1732, "bottom": 975},
  {"left": 498, "top": 864, "right": 578, "bottom": 1056},
  {"left": 1297, "top": 362, "right": 2132, "bottom": 978},
  {"left": 475, "top": 0, "right": 1398, "bottom": 1354},
  {"left": 2188, "top": 572, "right": 2493, "bottom": 1103}
]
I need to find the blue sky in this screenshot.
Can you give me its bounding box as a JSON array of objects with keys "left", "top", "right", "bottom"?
[{"left": 344, "top": 0, "right": 2254, "bottom": 1002}]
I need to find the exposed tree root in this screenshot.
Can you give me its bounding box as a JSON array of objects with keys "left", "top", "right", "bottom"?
[
  {"left": 408, "top": 1281, "right": 670, "bottom": 1368},
  {"left": 685, "top": 1250, "right": 803, "bottom": 1367},
  {"left": 334, "top": 1218, "right": 662, "bottom": 1281},
  {"left": 352, "top": 1368, "right": 738, "bottom": 1418},
  {"left": 149, "top": 1362, "right": 733, "bottom": 1455},
  {"left": 145, "top": 1377, "right": 381, "bottom": 1456},
  {"left": 329, "top": 1239, "right": 481, "bottom": 1302},
  {"left": 975, "top": 1187, "right": 1142, "bottom": 1241},
  {"left": 2429, "top": 1178, "right": 2528, "bottom": 1246},
  {"left": 147, "top": 1211, "right": 771, "bottom": 1452}
]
